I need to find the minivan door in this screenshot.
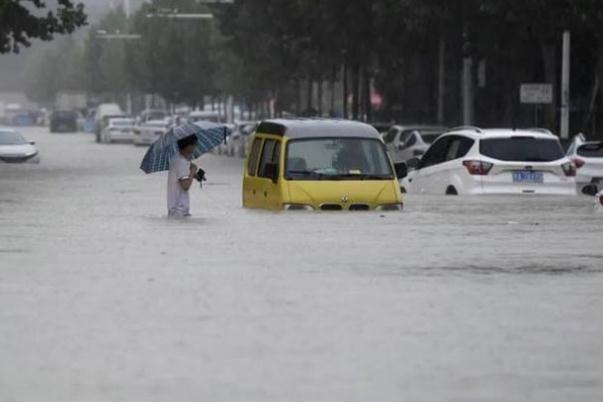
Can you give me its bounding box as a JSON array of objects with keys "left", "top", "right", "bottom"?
[
  {"left": 243, "top": 137, "right": 263, "bottom": 208},
  {"left": 256, "top": 138, "right": 282, "bottom": 210}
]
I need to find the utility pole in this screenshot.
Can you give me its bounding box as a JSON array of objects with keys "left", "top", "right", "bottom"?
[
  {"left": 437, "top": 36, "right": 446, "bottom": 125},
  {"left": 560, "top": 30, "right": 571, "bottom": 139}
]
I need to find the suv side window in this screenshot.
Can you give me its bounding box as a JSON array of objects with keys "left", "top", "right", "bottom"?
[
  {"left": 258, "top": 139, "right": 280, "bottom": 178},
  {"left": 420, "top": 136, "right": 451, "bottom": 169},
  {"left": 445, "top": 136, "right": 475, "bottom": 161},
  {"left": 247, "top": 138, "right": 262, "bottom": 176}
]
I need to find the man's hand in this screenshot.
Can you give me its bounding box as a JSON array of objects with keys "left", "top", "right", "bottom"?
[{"left": 189, "top": 163, "right": 198, "bottom": 178}]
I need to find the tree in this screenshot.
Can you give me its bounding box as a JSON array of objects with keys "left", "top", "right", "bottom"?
[{"left": 0, "top": 0, "right": 87, "bottom": 53}]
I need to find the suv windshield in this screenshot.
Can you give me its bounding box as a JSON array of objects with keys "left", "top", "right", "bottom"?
[
  {"left": 480, "top": 137, "right": 564, "bottom": 162},
  {"left": 0, "top": 131, "right": 27, "bottom": 145},
  {"left": 578, "top": 142, "right": 603, "bottom": 158},
  {"left": 286, "top": 138, "right": 393, "bottom": 180}
]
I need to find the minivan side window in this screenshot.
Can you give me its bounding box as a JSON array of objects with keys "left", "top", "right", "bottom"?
[
  {"left": 420, "top": 137, "right": 450, "bottom": 168},
  {"left": 258, "top": 139, "right": 280, "bottom": 178},
  {"left": 247, "top": 138, "right": 262, "bottom": 176},
  {"left": 445, "top": 136, "right": 475, "bottom": 161}
]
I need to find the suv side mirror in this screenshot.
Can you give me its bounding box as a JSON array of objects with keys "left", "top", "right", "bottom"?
[
  {"left": 29, "top": 141, "right": 36, "bottom": 145},
  {"left": 394, "top": 162, "right": 408, "bottom": 179},
  {"left": 264, "top": 162, "right": 279, "bottom": 184}
]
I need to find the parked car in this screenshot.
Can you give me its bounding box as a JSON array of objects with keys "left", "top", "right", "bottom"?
[
  {"left": 95, "top": 103, "right": 123, "bottom": 143},
  {"left": 226, "top": 121, "right": 257, "bottom": 158},
  {"left": 243, "top": 119, "right": 407, "bottom": 211},
  {"left": 384, "top": 125, "right": 447, "bottom": 163},
  {"left": 50, "top": 110, "right": 78, "bottom": 133},
  {"left": 370, "top": 122, "right": 396, "bottom": 136},
  {"left": 401, "top": 127, "right": 577, "bottom": 196},
  {"left": 0, "top": 127, "right": 40, "bottom": 164},
  {"left": 100, "top": 117, "right": 136, "bottom": 143},
  {"left": 567, "top": 134, "right": 603, "bottom": 194},
  {"left": 133, "top": 119, "right": 171, "bottom": 146},
  {"left": 138, "top": 109, "right": 168, "bottom": 125}
]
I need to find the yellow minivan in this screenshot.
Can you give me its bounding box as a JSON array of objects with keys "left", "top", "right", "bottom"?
[{"left": 242, "top": 119, "right": 408, "bottom": 211}]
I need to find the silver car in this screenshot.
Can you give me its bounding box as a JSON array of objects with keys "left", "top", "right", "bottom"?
[
  {"left": 384, "top": 125, "right": 447, "bottom": 163},
  {"left": 0, "top": 128, "right": 40, "bottom": 164}
]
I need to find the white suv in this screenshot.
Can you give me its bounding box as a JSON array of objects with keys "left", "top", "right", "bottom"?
[
  {"left": 401, "top": 127, "right": 577, "bottom": 196},
  {"left": 566, "top": 134, "right": 603, "bottom": 194}
]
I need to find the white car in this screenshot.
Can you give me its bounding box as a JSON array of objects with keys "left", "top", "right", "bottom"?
[
  {"left": 384, "top": 125, "right": 447, "bottom": 163},
  {"left": 133, "top": 120, "right": 171, "bottom": 146},
  {"left": 0, "top": 127, "right": 40, "bottom": 164},
  {"left": 226, "top": 121, "right": 257, "bottom": 158},
  {"left": 401, "top": 127, "right": 577, "bottom": 196},
  {"left": 100, "top": 118, "right": 136, "bottom": 143},
  {"left": 566, "top": 134, "right": 603, "bottom": 194}
]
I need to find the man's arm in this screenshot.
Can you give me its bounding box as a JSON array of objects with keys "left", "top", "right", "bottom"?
[{"left": 178, "top": 163, "right": 197, "bottom": 191}]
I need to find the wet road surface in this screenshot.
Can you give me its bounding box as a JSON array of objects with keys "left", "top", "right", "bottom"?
[{"left": 1, "top": 127, "right": 602, "bottom": 401}]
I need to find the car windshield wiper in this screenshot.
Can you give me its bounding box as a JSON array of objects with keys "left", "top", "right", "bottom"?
[
  {"left": 287, "top": 170, "right": 332, "bottom": 179},
  {"left": 334, "top": 173, "right": 392, "bottom": 180}
]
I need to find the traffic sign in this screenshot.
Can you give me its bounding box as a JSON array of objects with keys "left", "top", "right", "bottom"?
[{"left": 520, "top": 83, "right": 553, "bottom": 104}]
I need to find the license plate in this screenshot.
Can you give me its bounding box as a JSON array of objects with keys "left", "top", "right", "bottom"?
[{"left": 513, "top": 171, "right": 543, "bottom": 183}]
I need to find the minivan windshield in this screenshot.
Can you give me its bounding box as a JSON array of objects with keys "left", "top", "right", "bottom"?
[
  {"left": 286, "top": 138, "right": 393, "bottom": 180},
  {"left": 480, "top": 137, "right": 564, "bottom": 162}
]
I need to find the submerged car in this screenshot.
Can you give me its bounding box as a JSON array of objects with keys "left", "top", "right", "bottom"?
[
  {"left": 401, "top": 127, "right": 576, "bottom": 196},
  {"left": 243, "top": 119, "right": 407, "bottom": 211},
  {"left": 384, "top": 125, "right": 447, "bottom": 163},
  {"left": 0, "top": 128, "right": 40, "bottom": 164},
  {"left": 100, "top": 117, "right": 136, "bottom": 143},
  {"left": 567, "top": 134, "right": 603, "bottom": 194},
  {"left": 133, "top": 119, "right": 171, "bottom": 146}
]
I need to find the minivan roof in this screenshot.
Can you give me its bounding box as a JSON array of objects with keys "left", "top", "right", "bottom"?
[{"left": 256, "top": 119, "right": 381, "bottom": 139}]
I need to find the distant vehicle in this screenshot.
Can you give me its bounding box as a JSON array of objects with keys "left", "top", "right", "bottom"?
[
  {"left": 226, "top": 121, "right": 257, "bottom": 158},
  {"left": 370, "top": 122, "right": 395, "bottom": 135},
  {"left": 0, "top": 127, "right": 40, "bottom": 164},
  {"left": 133, "top": 119, "right": 171, "bottom": 146},
  {"left": 50, "top": 110, "right": 78, "bottom": 133},
  {"left": 401, "top": 128, "right": 577, "bottom": 196},
  {"left": 567, "top": 134, "right": 603, "bottom": 194},
  {"left": 138, "top": 109, "right": 168, "bottom": 124},
  {"left": 384, "top": 125, "right": 447, "bottom": 163},
  {"left": 95, "top": 103, "right": 124, "bottom": 143},
  {"left": 188, "top": 110, "right": 222, "bottom": 124},
  {"left": 243, "top": 119, "right": 407, "bottom": 211},
  {"left": 100, "top": 117, "right": 136, "bottom": 144}
]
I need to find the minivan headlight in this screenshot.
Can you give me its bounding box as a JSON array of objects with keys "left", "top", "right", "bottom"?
[
  {"left": 283, "top": 204, "right": 315, "bottom": 211},
  {"left": 376, "top": 203, "right": 403, "bottom": 211}
]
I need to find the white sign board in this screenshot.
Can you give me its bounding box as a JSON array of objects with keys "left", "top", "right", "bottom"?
[{"left": 520, "top": 84, "right": 553, "bottom": 104}]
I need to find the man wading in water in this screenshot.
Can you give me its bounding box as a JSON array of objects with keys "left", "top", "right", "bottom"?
[{"left": 167, "top": 135, "right": 199, "bottom": 218}]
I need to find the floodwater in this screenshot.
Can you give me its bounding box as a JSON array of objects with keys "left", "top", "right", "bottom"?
[{"left": 1, "top": 127, "right": 602, "bottom": 402}]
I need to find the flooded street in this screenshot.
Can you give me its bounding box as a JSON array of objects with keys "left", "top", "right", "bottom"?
[{"left": 1, "top": 127, "right": 602, "bottom": 401}]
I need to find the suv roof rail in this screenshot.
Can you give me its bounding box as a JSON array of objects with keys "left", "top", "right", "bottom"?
[
  {"left": 449, "top": 126, "right": 482, "bottom": 133},
  {"left": 527, "top": 127, "right": 554, "bottom": 135}
]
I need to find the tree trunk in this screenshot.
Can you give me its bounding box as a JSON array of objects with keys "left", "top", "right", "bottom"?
[
  {"left": 343, "top": 62, "right": 348, "bottom": 119},
  {"left": 317, "top": 77, "right": 323, "bottom": 117},
  {"left": 541, "top": 43, "right": 557, "bottom": 130},
  {"left": 363, "top": 67, "right": 372, "bottom": 122}
]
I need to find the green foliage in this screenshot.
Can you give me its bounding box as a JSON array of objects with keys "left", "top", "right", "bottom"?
[{"left": 0, "top": 0, "right": 87, "bottom": 53}]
